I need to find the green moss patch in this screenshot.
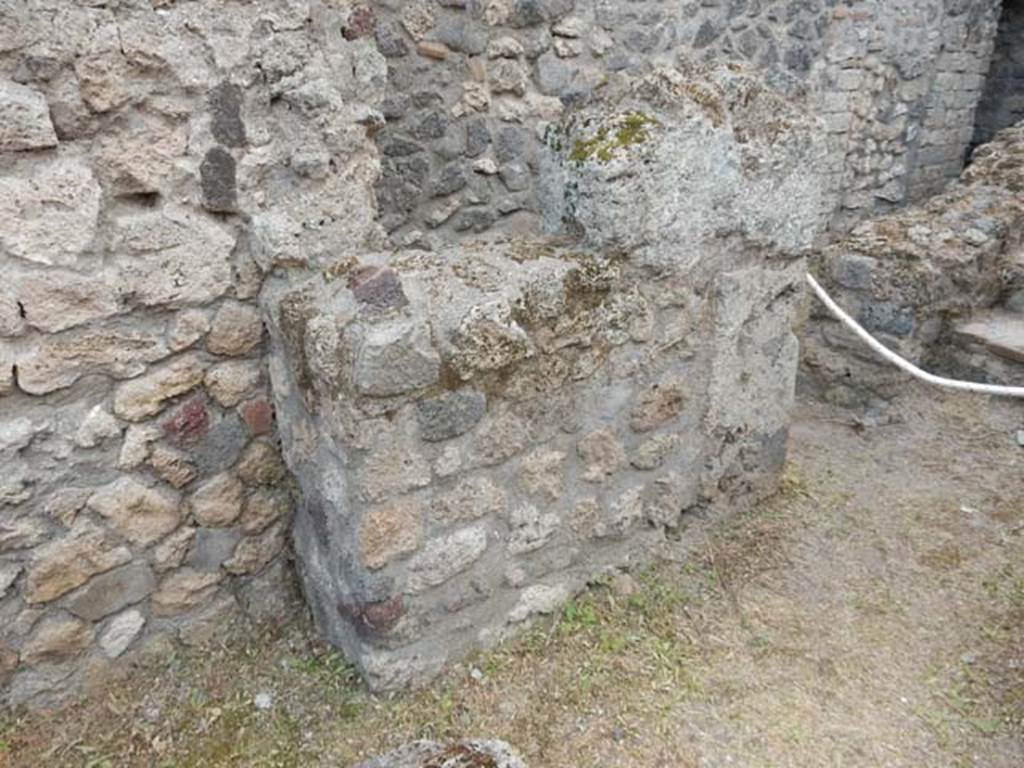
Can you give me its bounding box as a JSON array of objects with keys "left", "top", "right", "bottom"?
[{"left": 569, "top": 112, "right": 662, "bottom": 164}]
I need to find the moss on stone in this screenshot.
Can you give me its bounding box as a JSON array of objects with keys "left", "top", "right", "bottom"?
[{"left": 568, "top": 112, "right": 661, "bottom": 164}]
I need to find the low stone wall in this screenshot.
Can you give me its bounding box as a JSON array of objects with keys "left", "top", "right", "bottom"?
[
  {"left": 0, "top": 0, "right": 386, "bottom": 708},
  {"left": 369, "top": 0, "right": 1002, "bottom": 243},
  {"left": 801, "top": 121, "right": 1024, "bottom": 405},
  {"left": 264, "top": 65, "right": 825, "bottom": 690}
]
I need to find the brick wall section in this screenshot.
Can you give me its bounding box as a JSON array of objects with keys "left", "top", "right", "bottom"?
[
  {"left": 820, "top": 1, "right": 1002, "bottom": 230},
  {"left": 904, "top": 1, "right": 1004, "bottom": 201}
]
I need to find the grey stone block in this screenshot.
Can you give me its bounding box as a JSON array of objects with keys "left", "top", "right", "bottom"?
[
  {"left": 187, "top": 528, "right": 244, "bottom": 572},
  {"left": 201, "top": 147, "right": 238, "bottom": 213},
  {"left": 416, "top": 390, "right": 487, "bottom": 442},
  {"left": 208, "top": 81, "right": 246, "bottom": 148},
  {"left": 354, "top": 740, "right": 527, "bottom": 768},
  {"left": 65, "top": 563, "right": 155, "bottom": 621}
]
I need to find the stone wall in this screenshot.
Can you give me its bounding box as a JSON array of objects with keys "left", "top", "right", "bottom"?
[
  {"left": 0, "top": 0, "right": 1015, "bottom": 710},
  {"left": 0, "top": 0, "right": 386, "bottom": 708},
  {"left": 370, "top": 0, "right": 1002, "bottom": 244},
  {"left": 264, "top": 64, "right": 826, "bottom": 691},
  {"left": 801, "top": 121, "right": 1024, "bottom": 406},
  {"left": 904, "top": 0, "right": 1006, "bottom": 202},
  {"left": 973, "top": 0, "right": 1024, "bottom": 148}
]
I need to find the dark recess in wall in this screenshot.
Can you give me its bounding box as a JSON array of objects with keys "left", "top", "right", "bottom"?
[{"left": 972, "top": 0, "right": 1024, "bottom": 149}]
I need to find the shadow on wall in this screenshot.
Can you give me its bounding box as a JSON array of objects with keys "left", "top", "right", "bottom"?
[{"left": 972, "top": 0, "right": 1024, "bottom": 148}]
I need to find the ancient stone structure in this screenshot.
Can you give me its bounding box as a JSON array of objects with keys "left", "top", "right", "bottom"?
[
  {"left": 372, "top": 0, "right": 1004, "bottom": 241},
  {"left": 266, "top": 63, "right": 823, "bottom": 688},
  {"left": 974, "top": 0, "right": 1024, "bottom": 147},
  {"left": 264, "top": 65, "right": 824, "bottom": 689},
  {"left": 0, "top": 0, "right": 386, "bottom": 708},
  {"left": 0, "top": 0, "right": 1019, "bottom": 709},
  {"left": 802, "top": 121, "right": 1024, "bottom": 404}
]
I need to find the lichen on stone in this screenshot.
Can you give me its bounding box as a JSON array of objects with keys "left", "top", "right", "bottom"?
[{"left": 322, "top": 255, "right": 360, "bottom": 282}]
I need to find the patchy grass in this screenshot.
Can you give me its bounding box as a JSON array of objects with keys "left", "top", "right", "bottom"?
[
  {"left": 0, "top": 475, "right": 816, "bottom": 768},
  {"left": 3, "top": 390, "right": 1023, "bottom": 767}
]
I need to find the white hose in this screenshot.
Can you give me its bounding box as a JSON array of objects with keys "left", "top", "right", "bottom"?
[{"left": 806, "top": 273, "right": 1024, "bottom": 399}]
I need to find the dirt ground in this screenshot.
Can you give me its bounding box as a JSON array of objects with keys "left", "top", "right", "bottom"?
[{"left": 2, "top": 385, "right": 1022, "bottom": 768}]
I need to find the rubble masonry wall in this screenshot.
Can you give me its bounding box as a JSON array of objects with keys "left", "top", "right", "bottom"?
[
  {"left": 0, "top": 0, "right": 387, "bottom": 708},
  {"left": 372, "top": 0, "right": 1002, "bottom": 242}
]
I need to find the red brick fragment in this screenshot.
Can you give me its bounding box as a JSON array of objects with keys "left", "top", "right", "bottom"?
[
  {"left": 240, "top": 397, "right": 275, "bottom": 437},
  {"left": 162, "top": 394, "right": 210, "bottom": 445}
]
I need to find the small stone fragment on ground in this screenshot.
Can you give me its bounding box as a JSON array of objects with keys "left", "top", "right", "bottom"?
[{"left": 354, "top": 739, "right": 528, "bottom": 768}]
